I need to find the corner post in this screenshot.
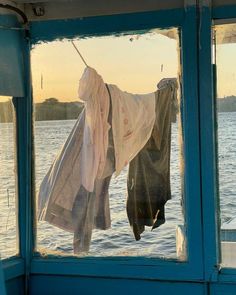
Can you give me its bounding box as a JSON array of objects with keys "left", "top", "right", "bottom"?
[
  {"left": 198, "top": 0, "right": 220, "bottom": 281},
  {"left": 13, "top": 28, "right": 34, "bottom": 293}
]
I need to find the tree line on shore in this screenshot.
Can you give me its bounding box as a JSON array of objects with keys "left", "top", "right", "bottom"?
[
  {"left": 0, "top": 98, "right": 84, "bottom": 123},
  {"left": 217, "top": 96, "right": 236, "bottom": 112},
  {"left": 1, "top": 96, "right": 236, "bottom": 123}
]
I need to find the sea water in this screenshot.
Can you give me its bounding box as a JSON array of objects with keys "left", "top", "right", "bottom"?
[{"left": 0, "top": 112, "right": 235, "bottom": 259}]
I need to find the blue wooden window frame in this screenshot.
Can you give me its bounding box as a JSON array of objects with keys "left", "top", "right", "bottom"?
[
  {"left": 3, "top": 2, "right": 236, "bottom": 288},
  {"left": 198, "top": 3, "right": 220, "bottom": 283},
  {"left": 0, "top": 5, "right": 206, "bottom": 283},
  {"left": 210, "top": 4, "right": 236, "bottom": 282},
  {"left": 0, "top": 17, "right": 32, "bottom": 291},
  {"left": 28, "top": 6, "right": 204, "bottom": 282},
  {"left": 197, "top": 2, "right": 236, "bottom": 284},
  {"left": 10, "top": 33, "right": 33, "bottom": 293}
]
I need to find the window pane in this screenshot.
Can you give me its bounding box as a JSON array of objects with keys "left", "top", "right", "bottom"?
[
  {"left": 0, "top": 96, "right": 18, "bottom": 259},
  {"left": 32, "top": 29, "right": 186, "bottom": 259},
  {"left": 215, "top": 24, "right": 236, "bottom": 267}
]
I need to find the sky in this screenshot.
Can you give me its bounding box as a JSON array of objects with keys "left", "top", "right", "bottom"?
[
  {"left": 0, "top": 26, "right": 235, "bottom": 104},
  {"left": 216, "top": 43, "right": 236, "bottom": 98},
  {"left": 30, "top": 31, "right": 179, "bottom": 102},
  {"left": 30, "top": 29, "right": 236, "bottom": 102}
]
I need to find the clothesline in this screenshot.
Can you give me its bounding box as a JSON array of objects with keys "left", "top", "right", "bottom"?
[{"left": 71, "top": 40, "right": 88, "bottom": 67}]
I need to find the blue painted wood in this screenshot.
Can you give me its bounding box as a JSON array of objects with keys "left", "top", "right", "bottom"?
[
  {"left": 180, "top": 5, "right": 204, "bottom": 279},
  {"left": 198, "top": 4, "right": 220, "bottom": 282},
  {"left": 0, "top": 260, "right": 6, "bottom": 295},
  {"left": 0, "top": 15, "right": 25, "bottom": 97},
  {"left": 213, "top": 4, "right": 236, "bottom": 20},
  {"left": 2, "top": 258, "right": 25, "bottom": 281},
  {"left": 218, "top": 274, "right": 236, "bottom": 284},
  {"left": 12, "top": 32, "right": 33, "bottom": 295},
  {"left": 212, "top": 4, "right": 236, "bottom": 284},
  {"left": 211, "top": 283, "right": 236, "bottom": 294},
  {"left": 30, "top": 275, "right": 206, "bottom": 295},
  {"left": 30, "top": 8, "right": 184, "bottom": 44},
  {"left": 30, "top": 257, "right": 199, "bottom": 281},
  {"left": 5, "top": 3, "right": 236, "bottom": 294},
  {"left": 216, "top": 267, "right": 236, "bottom": 283},
  {"left": 7, "top": 4, "right": 236, "bottom": 292},
  {"left": 5, "top": 276, "right": 25, "bottom": 295},
  {"left": 28, "top": 5, "right": 205, "bottom": 282}
]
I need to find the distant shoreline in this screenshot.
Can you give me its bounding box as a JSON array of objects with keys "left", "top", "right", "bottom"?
[
  {"left": 0, "top": 96, "right": 236, "bottom": 123},
  {"left": 217, "top": 96, "right": 236, "bottom": 112},
  {"left": 0, "top": 98, "right": 84, "bottom": 123}
]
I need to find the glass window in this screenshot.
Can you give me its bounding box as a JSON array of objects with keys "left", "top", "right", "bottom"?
[
  {"left": 32, "top": 29, "right": 186, "bottom": 260},
  {"left": 215, "top": 23, "right": 236, "bottom": 267},
  {"left": 0, "top": 96, "right": 18, "bottom": 259}
]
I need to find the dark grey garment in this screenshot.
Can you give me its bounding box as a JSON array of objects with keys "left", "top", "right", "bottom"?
[
  {"left": 127, "top": 80, "right": 178, "bottom": 241},
  {"left": 73, "top": 177, "right": 112, "bottom": 253}
]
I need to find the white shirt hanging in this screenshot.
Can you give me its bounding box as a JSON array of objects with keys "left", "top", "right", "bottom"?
[
  {"left": 108, "top": 85, "right": 156, "bottom": 175},
  {"left": 78, "top": 67, "right": 110, "bottom": 192}
]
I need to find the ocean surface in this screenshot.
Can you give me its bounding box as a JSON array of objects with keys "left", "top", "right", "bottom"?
[{"left": 0, "top": 112, "right": 235, "bottom": 260}]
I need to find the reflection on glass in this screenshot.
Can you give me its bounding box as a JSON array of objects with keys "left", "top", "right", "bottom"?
[
  {"left": 215, "top": 24, "right": 236, "bottom": 267},
  {"left": 0, "top": 97, "right": 18, "bottom": 259},
  {"left": 32, "top": 30, "right": 186, "bottom": 259}
]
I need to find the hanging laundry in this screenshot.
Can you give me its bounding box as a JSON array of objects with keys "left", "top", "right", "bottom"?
[
  {"left": 37, "top": 66, "right": 177, "bottom": 253},
  {"left": 127, "top": 78, "right": 178, "bottom": 240},
  {"left": 38, "top": 109, "right": 112, "bottom": 253}
]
